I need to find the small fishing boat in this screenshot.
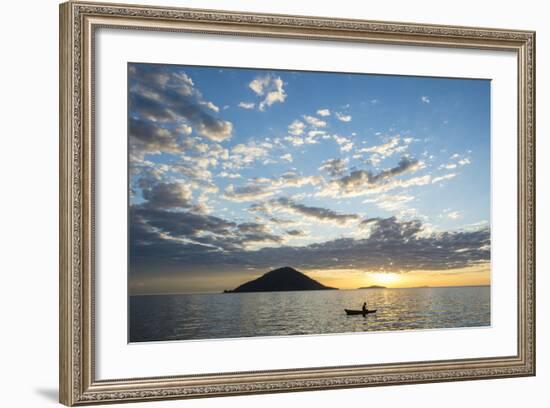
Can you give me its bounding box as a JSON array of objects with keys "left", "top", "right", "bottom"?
[{"left": 345, "top": 308, "right": 377, "bottom": 315}]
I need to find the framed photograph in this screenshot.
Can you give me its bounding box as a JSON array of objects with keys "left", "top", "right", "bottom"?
[{"left": 59, "top": 1, "right": 536, "bottom": 405}]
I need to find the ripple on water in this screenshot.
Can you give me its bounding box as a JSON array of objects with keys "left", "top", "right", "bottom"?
[{"left": 129, "top": 287, "right": 491, "bottom": 342}]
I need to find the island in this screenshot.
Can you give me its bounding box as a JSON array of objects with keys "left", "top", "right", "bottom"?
[
  {"left": 358, "top": 285, "right": 387, "bottom": 289},
  {"left": 223, "top": 266, "right": 338, "bottom": 293}
]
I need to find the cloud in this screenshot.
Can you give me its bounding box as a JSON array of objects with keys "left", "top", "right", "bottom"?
[
  {"left": 364, "top": 193, "right": 415, "bottom": 212},
  {"left": 421, "top": 96, "right": 431, "bottom": 104},
  {"left": 286, "top": 229, "right": 307, "bottom": 237},
  {"left": 200, "top": 101, "right": 220, "bottom": 112},
  {"left": 225, "top": 141, "right": 270, "bottom": 169},
  {"left": 461, "top": 220, "right": 489, "bottom": 231},
  {"left": 318, "top": 157, "right": 425, "bottom": 198},
  {"left": 444, "top": 209, "right": 462, "bottom": 220},
  {"left": 304, "top": 130, "right": 326, "bottom": 144},
  {"left": 130, "top": 207, "right": 282, "bottom": 254},
  {"left": 238, "top": 102, "right": 255, "bottom": 109},
  {"left": 355, "top": 136, "right": 415, "bottom": 168},
  {"left": 135, "top": 208, "right": 235, "bottom": 241},
  {"left": 369, "top": 156, "right": 424, "bottom": 182},
  {"left": 319, "top": 158, "right": 349, "bottom": 177},
  {"left": 232, "top": 142, "right": 269, "bottom": 158},
  {"left": 178, "top": 124, "right": 192, "bottom": 135},
  {"left": 169, "top": 161, "right": 212, "bottom": 185},
  {"left": 239, "top": 233, "right": 283, "bottom": 247},
  {"left": 129, "top": 117, "right": 182, "bottom": 154},
  {"left": 286, "top": 116, "right": 329, "bottom": 146},
  {"left": 249, "top": 76, "right": 270, "bottom": 94},
  {"left": 159, "top": 143, "right": 230, "bottom": 197},
  {"left": 359, "top": 136, "right": 408, "bottom": 158},
  {"left": 280, "top": 153, "right": 293, "bottom": 162},
  {"left": 359, "top": 217, "right": 381, "bottom": 226},
  {"left": 288, "top": 120, "right": 305, "bottom": 136},
  {"left": 284, "top": 135, "right": 304, "bottom": 146},
  {"left": 179, "top": 153, "right": 217, "bottom": 171},
  {"left": 249, "top": 75, "right": 287, "bottom": 111},
  {"left": 223, "top": 172, "right": 322, "bottom": 202},
  {"left": 182, "top": 138, "right": 229, "bottom": 161},
  {"left": 131, "top": 213, "right": 491, "bottom": 274},
  {"left": 439, "top": 154, "right": 471, "bottom": 170},
  {"left": 273, "top": 172, "right": 323, "bottom": 188},
  {"left": 307, "top": 130, "right": 326, "bottom": 138},
  {"left": 237, "top": 222, "right": 271, "bottom": 235},
  {"left": 316, "top": 109, "right": 330, "bottom": 117},
  {"left": 333, "top": 135, "right": 354, "bottom": 152},
  {"left": 217, "top": 171, "right": 242, "bottom": 179},
  {"left": 129, "top": 64, "right": 233, "bottom": 143},
  {"left": 335, "top": 112, "right": 352, "bottom": 122},
  {"left": 223, "top": 184, "right": 276, "bottom": 202},
  {"left": 194, "top": 121, "right": 233, "bottom": 142},
  {"left": 267, "top": 217, "right": 296, "bottom": 226},
  {"left": 448, "top": 211, "right": 461, "bottom": 220},
  {"left": 432, "top": 173, "right": 457, "bottom": 184},
  {"left": 130, "top": 145, "right": 219, "bottom": 201},
  {"left": 141, "top": 182, "right": 194, "bottom": 209},
  {"left": 269, "top": 197, "right": 360, "bottom": 225},
  {"left": 360, "top": 216, "right": 422, "bottom": 238},
  {"left": 302, "top": 115, "right": 327, "bottom": 128}
]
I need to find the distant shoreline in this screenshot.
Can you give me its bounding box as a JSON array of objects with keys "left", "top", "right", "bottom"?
[{"left": 130, "top": 284, "right": 490, "bottom": 296}]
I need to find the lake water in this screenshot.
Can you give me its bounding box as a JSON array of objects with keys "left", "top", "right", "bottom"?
[{"left": 129, "top": 286, "right": 490, "bottom": 342}]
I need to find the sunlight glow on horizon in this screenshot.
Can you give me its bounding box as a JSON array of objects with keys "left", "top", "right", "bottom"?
[
  {"left": 306, "top": 264, "right": 490, "bottom": 290},
  {"left": 129, "top": 264, "right": 491, "bottom": 295},
  {"left": 367, "top": 272, "right": 400, "bottom": 285}
]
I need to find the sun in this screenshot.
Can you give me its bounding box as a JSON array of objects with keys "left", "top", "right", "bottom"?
[{"left": 368, "top": 272, "right": 400, "bottom": 285}]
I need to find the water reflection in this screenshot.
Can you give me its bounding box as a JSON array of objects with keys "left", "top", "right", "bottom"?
[{"left": 130, "top": 286, "right": 490, "bottom": 342}]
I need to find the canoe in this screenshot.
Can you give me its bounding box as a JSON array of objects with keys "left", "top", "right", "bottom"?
[{"left": 345, "top": 308, "right": 377, "bottom": 315}]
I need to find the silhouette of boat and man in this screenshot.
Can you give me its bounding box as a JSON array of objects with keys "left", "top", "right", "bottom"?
[{"left": 344, "top": 301, "right": 377, "bottom": 317}]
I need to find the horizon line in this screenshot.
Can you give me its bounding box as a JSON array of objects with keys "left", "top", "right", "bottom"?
[{"left": 130, "top": 284, "right": 491, "bottom": 296}]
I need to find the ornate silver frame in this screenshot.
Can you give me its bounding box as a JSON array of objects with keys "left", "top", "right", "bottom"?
[{"left": 59, "top": 1, "right": 536, "bottom": 405}]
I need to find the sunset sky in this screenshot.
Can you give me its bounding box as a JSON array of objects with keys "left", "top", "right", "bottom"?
[{"left": 128, "top": 63, "right": 491, "bottom": 294}]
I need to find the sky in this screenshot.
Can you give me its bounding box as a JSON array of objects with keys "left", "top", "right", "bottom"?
[{"left": 128, "top": 62, "right": 491, "bottom": 294}]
